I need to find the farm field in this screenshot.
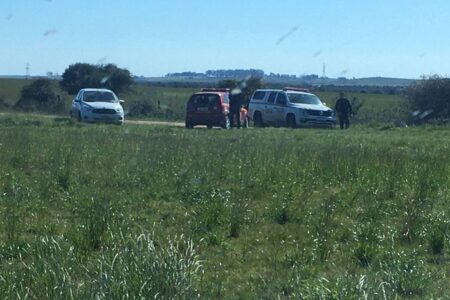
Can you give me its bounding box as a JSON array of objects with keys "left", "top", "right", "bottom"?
[
  {"left": 0, "top": 78, "right": 408, "bottom": 124},
  {"left": 0, "top": 115, "right": 449, "bottom": 299}
]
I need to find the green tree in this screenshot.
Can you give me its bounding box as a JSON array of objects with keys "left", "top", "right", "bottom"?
[
  {"left": 218, "top": 79, "right": 238, "bottom": 89},
  {"left": 406, "top": 75, "right": 450, "bottom": 120},
  {"left": 218, "top": 76, "right": 265, "bottom": 104},
  {"left": 60, "top": 63, "right": 98, "bottom": 94},
  {"left": 100, "top": 64, "right": 133, "bottom": 94},
  {"left": 60, "top": 63, "right": 133, "bottom": 95},
  {"left": 242, "top": 76, "right": 265, "bottom": 101}
]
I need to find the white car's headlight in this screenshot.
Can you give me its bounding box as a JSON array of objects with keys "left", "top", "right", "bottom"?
[{"left": 82, "top": 105, "right": 93, "bottom": 111}]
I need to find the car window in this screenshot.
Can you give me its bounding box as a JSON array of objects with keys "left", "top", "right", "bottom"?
[
  {"left": 223, "top": 94, "right": 230, "bottom": 104},
  {"left": 287, "top": 93, "right": 321, "bottom": 105},
  {"left": 189, "top": 94, "right": 220, "bottom": 106},
  {"left": 275, "top": 93, "right": 287, "bottom": 106},
  {"left": 83, "top": 91, "right": 118, "bottom": 103},
  {"left": 267, "top": 92, "right": 277, "bottom": 104},
  {"left": 252, "top": 91, "right": 266, "bottom": 101}
]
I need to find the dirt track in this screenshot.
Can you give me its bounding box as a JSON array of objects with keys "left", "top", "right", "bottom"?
[
  {"left": 0, "top": 112, "right": 185, "bottom": 127},
  {"left": 125, "top": 119, "right": 184, "bottom": 127}
]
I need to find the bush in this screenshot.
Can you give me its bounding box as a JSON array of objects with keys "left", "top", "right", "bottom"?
[
  {"left": 0, "top": 96, "right": 10, "bottom": 110},
  {"left": 126, "top": 99, "right": 156, "bottom": 117},
  {"left": 15, "top": 79, "right": 65, "bottom": 113},
  {"left": 406, "top": 75, "right": 450, "bottom": 121}
]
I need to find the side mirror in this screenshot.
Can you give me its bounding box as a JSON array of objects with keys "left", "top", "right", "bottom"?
[
  {"left": 120, "top": 100, "right": 125, "bottom": 104},
  {"left": 74, "top": 99, "right": 80, "bottom": 103}
]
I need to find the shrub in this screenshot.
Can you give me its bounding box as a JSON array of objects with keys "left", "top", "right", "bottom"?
[
  {"left": 15, "top": 79, "right": 65, "bottom": 113},
  {"left": 126, "top": 98, "right": 156, "bottom": 117},
  {"left": 0, "top": 96, "right": 10, "bottom": 110},
  {"left": 406, "top": 75, "right": 450, "bottom": 121}
]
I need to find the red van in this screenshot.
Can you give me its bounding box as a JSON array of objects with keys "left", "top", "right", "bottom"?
[{"left": 185, "top": 88, "right": 231, "bottom": 129}]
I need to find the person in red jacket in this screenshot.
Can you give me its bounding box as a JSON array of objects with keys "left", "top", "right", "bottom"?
[{"left": 335, "top": 92, "right": 352, "bottom": 129}]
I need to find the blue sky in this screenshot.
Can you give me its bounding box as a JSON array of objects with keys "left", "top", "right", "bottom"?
[{"left": 1, "top": 0, "right": 450, "bottom": 78}]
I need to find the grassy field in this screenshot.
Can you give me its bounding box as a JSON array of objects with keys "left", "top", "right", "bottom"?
[
  {"left": 0, "top": 114, "right": 449, "bottom": 299},
  {"left": 0, "top": 78, "right": 408, "bottom": 124}
]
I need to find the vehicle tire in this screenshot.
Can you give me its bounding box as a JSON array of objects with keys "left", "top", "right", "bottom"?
[
  {"left": 254, "top": 112, "right": 264, "bottom": 128},
  {"left": 185, "top": 122, "right": 193, "bottom": 129},
  {"left": 287, "top": 114, "right": 296, "bottom": 128},
  {"left": 207, "top": 124, "right": 213, "bottom": 129},
  {"left": 221, "top": 116, "right": 230, "bottom": 129},
  {"left": 77, "top": 111, "right": 82, "bottom": 122}
]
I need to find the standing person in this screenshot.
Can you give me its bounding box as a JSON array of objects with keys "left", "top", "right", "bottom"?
[
  {"left": 335, "top": 92, "right": 352, "bottom": 129},
  {"left": 229, "top": 92, "right": 243, "bottom": 128}
]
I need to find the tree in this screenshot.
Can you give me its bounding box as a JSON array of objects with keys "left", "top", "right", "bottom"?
[
  {"left": 60, "top": 63, "right": 133, "bottom": 95},
  {"left": 406, "top": 75, "right": 450, "bottom": 121},
  {"left": 217, "top": 79, "right": 238, "bottom": 89},
  {"left": 241, "top": 76, "right": 265, "bottom": 102},
  {"left": 60, "top": 63, "right": 98, "bottom": 94},
  {"left": 15, "top": 79, "right": 62, "bottom": 112},
  {"left": 100, "top": 64, "right": 133, "bottom": 94},
  {"left": 218, "top": 76, "right": 265, "bottom": 107}
]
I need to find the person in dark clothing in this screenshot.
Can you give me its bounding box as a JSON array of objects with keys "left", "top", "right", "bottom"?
[
  {"left": 335, "top": 92, "right": 352, "bottom": 129},
  {"left": 229, "top": 92, "right": 244, "bottom": 128}
]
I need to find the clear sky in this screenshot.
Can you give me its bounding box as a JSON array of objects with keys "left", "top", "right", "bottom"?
[{"left": 1, "top": 0, "right": 450, "bottom": 79}]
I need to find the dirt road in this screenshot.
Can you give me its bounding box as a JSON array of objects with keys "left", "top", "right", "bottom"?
[
  {"left": 125, "top": 119, "right": 184, "bottom": 127},
  {"left": 0, "top": 112, "right": 185, "bottom": 127}
]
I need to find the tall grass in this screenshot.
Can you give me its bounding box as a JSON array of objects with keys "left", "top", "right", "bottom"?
[{"left": 0, "top": 116, "right": 449, "bottom": 298}]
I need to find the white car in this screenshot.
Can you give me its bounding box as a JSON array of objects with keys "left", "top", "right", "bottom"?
[
  {"left": 248, "top": 87, "right": 336, "bottom": 128},
  {"left": 71, "top": 88, "right": 125, "bottom": 124}
]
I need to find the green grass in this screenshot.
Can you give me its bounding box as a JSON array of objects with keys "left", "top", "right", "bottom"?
[
  {"left": 0, "top": 79, "right": 34, "bottom": 106},
  {"left": 0, "top": 114, "right": 449, "bottom": 298}
]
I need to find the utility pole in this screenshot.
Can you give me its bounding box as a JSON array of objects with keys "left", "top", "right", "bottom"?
[{"left": 26, "top": 63, "right": 30, "bottom": 79}]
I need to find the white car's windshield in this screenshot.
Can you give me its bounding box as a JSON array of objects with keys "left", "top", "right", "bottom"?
[
  {"left": 83, "top": 91, "right": 118, "bottom": 103},
  {"left": 287, "top": 93, "right": 322, "bottom": 105}
]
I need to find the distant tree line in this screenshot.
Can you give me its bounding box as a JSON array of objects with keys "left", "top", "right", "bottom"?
[
  {"left": 165, "top": 72, "right": 206, "bottom": 78},
  {"left": 206, "top": 69, "right": 265, "bottom": 78},
  {"left": 166, "top": 69, "right": 265, "bottom": 78}
]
